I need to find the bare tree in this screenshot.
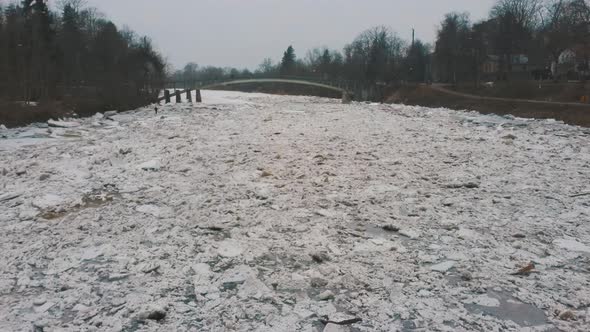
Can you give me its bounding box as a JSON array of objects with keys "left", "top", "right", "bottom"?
[
  {"left": 344, "top": 26, "right": 406, "bottom": 82},
  {"left": 540, "top": 0, "right": 590, "bottom": 77},
  {"left": 56, "top": 0, "right": 87, "bottom": 12},
  {"left": 434, "top": 12, "right": 471, "bottom": 83},
  {"left": 257, "top": 58, "right": 275, "bottom": 75},
  {"left": 491, "top": 0, "right": 544, "bottom": 30}
]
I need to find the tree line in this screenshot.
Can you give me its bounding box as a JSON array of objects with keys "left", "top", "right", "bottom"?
[
  {"left": 435, "top": 0, "right": 590, "bottom": 83},
  {"left": 0, "top": 0, "right": 166, "bottom": 110},
  {"left": 174, "top": 0, "right": 590, "bottom": 86},
  {"left": 171, "top": 25, "right": 416, "bottom": 86}
]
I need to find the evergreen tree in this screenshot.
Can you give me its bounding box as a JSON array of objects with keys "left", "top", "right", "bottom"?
[
  {"left": 59, "top": 3, "right": 84, "bottom": 86},
  {"left": 405, "top": 40, "right": 429, "bottom": 82},
  {"left": 0, "top": 1, "right": 165, "bottom": 111},
  {"left": 280, "top": 45, "right": 296, "bottom": 75}
]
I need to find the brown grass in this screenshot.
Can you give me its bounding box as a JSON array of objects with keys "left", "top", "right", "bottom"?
[
  {"left": 0, "top": 100, "right": 73, "bottom": 128},
  {"left": 1, "top": 94, "right": 156, "bottom": 128}
]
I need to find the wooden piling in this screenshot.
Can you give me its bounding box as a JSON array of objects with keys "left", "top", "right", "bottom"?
[
  {"left": 195, "top": 89, "right": 202, "bottom": 103},
  {"left": 342, "top": 91, "right": 352, "bottom": 104},
  {"left": 164, "top": 90, "right": 171, "bottom": 104},
  {"left": 175, "top": 90, "right": 181, "bottom": 103},
  {"left": 186, "top": 89, "right": 192, "bottom": 102}
]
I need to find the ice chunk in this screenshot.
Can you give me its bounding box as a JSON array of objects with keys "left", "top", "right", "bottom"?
[
  {"left": 430, "top": 261, "right": 456, "bottom": 273},
  {"left": 237, "top": 277, "right": 272, "bottom": 300},
  {"left": 399, "top": 229, "right": 421, "bottom": 239},
  {"left": 136, "top": 204, "right": 173, "bottom": 218},
  {"left": 32, "top": 194, "right": 66, "bottom": 210},
  {"left": 217, "top": 239, "right": 243, "bottom": 257},
  {"left": 47, "top": 119, "right": 80, "bottom": 128},
  {"left": 469, "top": 294, "right": 501, "bottom": 307},
  {"left": 554, "top": 238, "right": 590, "bottom": 253},
  {"left": 138, "top": 160, "right": 162, "bottom": 171}
]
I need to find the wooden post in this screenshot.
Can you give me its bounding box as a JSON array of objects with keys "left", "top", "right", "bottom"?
[
  {"left": 186, "top": 89, "right": 192, "bottom": 102},
  {"left": 175, "top": 90, "right": 181, "bottom": 103},
  {"left": 195, "top": 89, "right": 202, "bottom": 103},
  {"left": 342, "top": 91, "right": 352, "bottom": 104},
  {"left": 165, "top": 90, "right": 171, "bottom": 103}
]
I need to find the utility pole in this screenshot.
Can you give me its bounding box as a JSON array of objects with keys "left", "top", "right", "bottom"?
[{"left": 411, "top": 28, "right": 415, "bottom": 48}]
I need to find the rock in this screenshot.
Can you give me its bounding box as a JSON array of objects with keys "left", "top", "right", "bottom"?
[
  {"left": 39, "top": 174, "right": 50, "bottom": 181},
  {"left": 430, "top": 261, "right": 456, "bottom": 273},
  {"left": 138, "top": 160, "right": 162, "bottom": 171},
  {"left": 138, "top": 305, "right": 167, "bottom": 321},
  {"left": 217, "top": 239, "right": 243, "bottom": 257},
  {"left": 104, "top": 111, "right": 118, "bottom": 118},
  {"left": 0, "top": 124, "right": 6, "bottom": 130},
  {"left": 318, "top": 290, "right": 335, "bottom": 301},
  {"left": 502, "top": 134, "right": 517, "bottom": 140},
  {"left": 16, "top": 168, "right": 26, "bottom": 176}
]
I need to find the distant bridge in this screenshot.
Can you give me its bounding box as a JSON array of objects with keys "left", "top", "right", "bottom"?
[{"left": 158, "top": 77, "right": 359, "bottom": 104}]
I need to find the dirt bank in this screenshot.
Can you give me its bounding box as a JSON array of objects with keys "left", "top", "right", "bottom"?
[{"left": 387, "top": 85, "right": 590, "bottom": 127}]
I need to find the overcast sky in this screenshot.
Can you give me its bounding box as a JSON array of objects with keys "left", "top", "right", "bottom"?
[{"left": 76, "top": 0, "right": 495, "bottom": 70}]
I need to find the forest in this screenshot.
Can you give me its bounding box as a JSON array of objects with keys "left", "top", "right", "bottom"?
[{"left": 0, "top": 0, "right": 166, "bottom": 122}]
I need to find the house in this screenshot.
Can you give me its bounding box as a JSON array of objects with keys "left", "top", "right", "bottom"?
[
  {"left": 481, "top": 54, "right": 531, "bottom": 80},
  {"left": 554, "top": 46, "right": 590, "bottom": 80},
  {"left": 481, "top": 55, "right": 500, "bottom": 75}
]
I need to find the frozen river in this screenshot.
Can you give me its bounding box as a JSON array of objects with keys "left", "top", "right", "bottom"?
[{"left": 1, "top": 91, "right": 589, "bottom": 331}]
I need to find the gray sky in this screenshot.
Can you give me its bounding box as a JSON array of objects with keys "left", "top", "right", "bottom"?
[{"left": 78, "top": 0, "right": 496, "bottom": 70}]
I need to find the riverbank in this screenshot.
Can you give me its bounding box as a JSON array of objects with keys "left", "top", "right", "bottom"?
[{"left": 387, "top": 84, "right": 590, "bottom": 127}]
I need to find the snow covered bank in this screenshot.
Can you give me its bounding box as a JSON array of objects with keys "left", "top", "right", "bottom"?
[{"left": 1, "top": 91, "right": 589, "bottom": 331}]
